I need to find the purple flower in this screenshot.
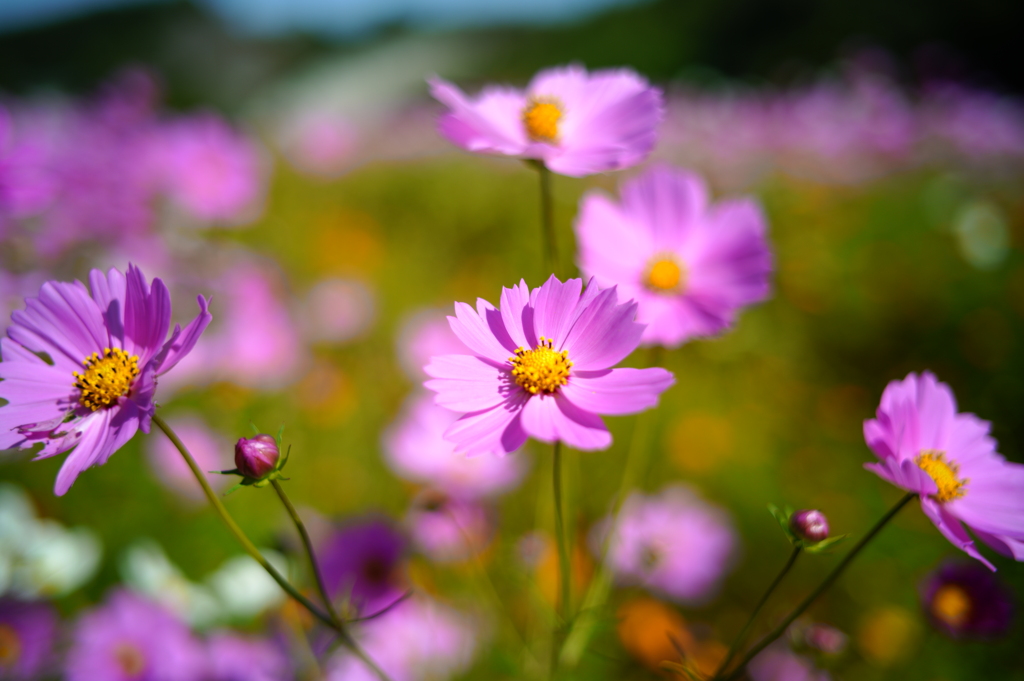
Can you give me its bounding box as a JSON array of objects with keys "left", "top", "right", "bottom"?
[
  {"left": 748, "top": 644, "right": 831, "bottom": 681},
  {"left": 863, "top": 371, "right": 1024, "bottom": 570},
  {"left": 317, "top": 518, "right": 407, "bottom": 616},
  {"left": 405, "top": 490, "right": 494, "bottom": 563},
  {"left": 155, "top": 113, "right": 266, "bottom": 225},
  {"left": 920, "top": 559, "right": 1014, "bottom": 639},
  {"left": 383, "top": 395, "right": 526, "bottom": 499},
  {"left": 64, "top": 589, "right": 206, "bottom": 681},
  {"left": 790, "top": 509, "right": 830, "bottom": 543},
  {"left": 591, "top": 485, "right": 737, "bottom": 604},
  {"left": 0, "top": 265, "right": 211, "bottom": 495},
  {"left": 144, "top": 415, "right": 230, "bottom": 502},
  {"left": 429, "top": 64, "right": 663, "bottom": 177},
  {"left": 205, "top": 630, "right": 292, "bottom": 681},
  {"left": 575, "top": 164, "right": 772, "bottom": 347},
  {"left": 326, "top": 597, "right": 477, "bottom": 681},
  {"left": 424, "top": 275, "right": 674, "bottom": 456},
  {"left": 0, "top": 598, "right": 59, "bottom": 680}
]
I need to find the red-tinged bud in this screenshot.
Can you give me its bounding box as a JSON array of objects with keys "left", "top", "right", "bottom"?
[
  {"left": 234, "top": 434, "right": 279, "bottom": 479},
  {"left": 790, "top": 509, "right": 829, "bottom": 543}
]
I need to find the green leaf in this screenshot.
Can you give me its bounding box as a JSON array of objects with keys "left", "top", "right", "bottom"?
[{"left": 804, "top": 533, "right": 851, "bottom": 554}]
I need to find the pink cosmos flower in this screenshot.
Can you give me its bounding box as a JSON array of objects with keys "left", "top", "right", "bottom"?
[
  {"left": 864, "top": 371, "right": 1024, "bottom": 570},
  {"left": 64, "top": 589, "right": 206, "bottom": 681},
  {"left": 205, "top": 630, "right": 291, "bottom": 681},
  {"left": 590, "top": 485, "right": 737, "bottom": 604},
  {"left": 575, "top": 164, "right": 772, "bottom": 347},
  {"left": 383, "top": 395, "right": 526, "bottom": 499},
  {"left": 0, "top": 265, "right": 211, "bottom": 495},
  {"left": 424, "top": 276, "right": 674, "bottom": 455},
  {"left": 429, "top": 64, "right": 663, "bottom": 177}
]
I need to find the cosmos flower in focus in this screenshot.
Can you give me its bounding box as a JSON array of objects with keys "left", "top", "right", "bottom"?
[
  {"left": 864, "top": 371, "right": 1024, "bottom": 569},
  {"left": 64, "top": 590, "right": 205, "bottom": 681},
  {"left": 591, "top": 485, "right": 736, "bottom": 604},
  {"left": 425, "top": 276, "right": 674, "bottom": 456},
  {"left": 0, "top": 598, "right": 59, "bottom": 680},
  {"left": 575, "top": 164, "right": 772, "bottom": 347},
  {"left": 383, "top": 395, "right": 526, "bottom": 499},
  {"left": 430, "top": 64, "right": 663, "bottom": 177},
  {"left": 920, "top": 559, "right": 1014, "bottom": 639},
  {"left": 0, "top": 265, "right": 211, "bottom": 495},
  {"left": 317, "top": 518, "right": 408, "bottom": 617}
]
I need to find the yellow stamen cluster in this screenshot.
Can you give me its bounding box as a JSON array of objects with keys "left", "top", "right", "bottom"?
[
  {"left": 932, "top": 584, "right": 972, "bottom": 628},
  {"left": 916, "top": 449, "right": 967, "bottom": 503},
  {"left": 114, "top": 642, "right": 147, "bottom": 676},
  {"left": 73, "top": 347, "right": 140, "bottom": 411},
  {"left": 522, "top": 99, "right": 563, "bottom": 143},
  {"left": 509, "top": 337, "right": 572, "bottom": 395},
  {"left": 0, "top": 624, "right": 21, "bottom": 665},
  {"left": 645, "top": 257, "right": 685, "bottom": 293}
]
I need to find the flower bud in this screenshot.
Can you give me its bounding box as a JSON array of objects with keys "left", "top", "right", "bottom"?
[
  {"left": 790, "top": 509, "right": 829, "bottom": 543},
  {"left": 234, "top": 434, "right": 279, "bottom": 479}
]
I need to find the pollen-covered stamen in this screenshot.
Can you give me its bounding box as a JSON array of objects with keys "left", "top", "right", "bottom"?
[
  {"left": 916, "top": 449, "right": 967, "bottom": 503},
  {"left": 523, "top": 99, "right": 563, "bottom": 143},
  {"left": 73, "top": 347, "right": 140, "bottom": 411},
  {"left": 509, "top": 336, "right": 572, "bottom": 395},
  {"left": 645, "top": 257, "right": 686, "bottom": 294},
  {"left": 932, "top": 584, "right": 972, "bottom": 627}
]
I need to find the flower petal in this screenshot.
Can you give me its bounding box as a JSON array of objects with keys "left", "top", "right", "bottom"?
[
  {"left": 561, "top": 368, "right": 674, "bottom": 416},
  {"left": 520, "top": 393, "right": 611, "bottom": 450},
  {"left": 424, "top": 355, "right": 510, "bottom": 413},
  {"left": 154, "top": 295, "right": 212, "bottom": 375},
  {"left": 444, "top": 394, "right": 529, "bottom": 457},
  {"left": 920, "top": 497, "right": 996, "bottom": 570}
]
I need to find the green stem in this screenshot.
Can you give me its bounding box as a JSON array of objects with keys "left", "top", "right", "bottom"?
[
  {"left": 720, "top": 492, "right": 917, "bottom": 681},
  {"left": 153, "top": 414, "right": 394, "bottom": 681},
  {"left": 553, "top": 440, "right": 571, "bottom": 625},
  {"left": 713, "top": 547, "right": 802, "bottom": 680},
  {"left": 271, "top": 478, "right": 340, "bottom": 625},
  {"left": 537, "top": 162, "right": 557, "bottom": 276}
]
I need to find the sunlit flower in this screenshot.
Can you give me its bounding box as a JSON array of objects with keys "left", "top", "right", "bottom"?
[
  {"left": 205, "top": 631, "right": 291, "bottom": 681},
  {"left": 430, "top": 64, "right": 663, "bottom": 177},
  {"left": 591, "top": 485, "right": 736, "bottom": 604},
  {"left": 383, "top": 395, "right": 526, "bottom": 499},
  {"left": 575, "top": 164, "right": 772, "bottom": 347},
  {"left": 920, "top": 559, "right": 1014, "bottom": 639},
  {"left": 65, "top": 589, "right": 206, "bottom": 681},
  {"left": 327, "top": 596, "right": 478, "bottom": 681},
  {"left": 0, "top": 598, "right": 59, "bottom": 680},
  {"left": 0, "top": 265, "right": 211, "bottom": 495},
  {"left": 405, "top": 490, "right": 493, "bottom": 563},
  {"left": 864, "top": 371, "right": 1024, "bottom": 569},
  {"left": 425, "top": 275, "right": 674, "bottom": 455},
  {"left": 317, "top": 518, "right": 407, "bottom": 617}
]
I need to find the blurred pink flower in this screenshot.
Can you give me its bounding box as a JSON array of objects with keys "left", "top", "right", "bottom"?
[
  {"left": 864, "top": 371, "right": 1024, "bottom": 570},
  {"left": 205, "top": 630, "right": 291, "bottom": 681},
  {"left": 575, "top": 164, "right": 772, "bottom": 347},
  {"left": 395, "top": 309, "right": 466, "bottom": 382},
  {"left": 299, "top": 277, "right": 376, "bottom": 344},
  {"left": 405, "top": 491, "right": 494, "bottom": 563},
  {"left": 592, "top": 485, "right": 737, "bottom": 604},
  {"left": 748, "top": 645, "right": 831, "bottom": 681},
  {"left": 279, "top": 112, "right": 359, "bottom": 177},
  {"left": 156, "top": 113, "right": 266, "bottom": 225},
  {"left": 0, "top": 597, "right": 59, "bottom": 680},
  {"left": 327, "top": 597, "right": 478, "bottom": 681},
  {"left": 430, "top": 64, "right": 663, "bottom": 177},
  {"left": 425, "top": 276, "right": 674, "bottom": 455},
  {"left": 145, "top": 414, "right": 230, "bottom": 502},
  {"left": 383, "top": 395, "right": 526, "bottom": 499}
]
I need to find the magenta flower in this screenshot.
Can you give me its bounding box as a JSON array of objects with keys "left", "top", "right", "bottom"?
[
  {"left": 317, "top": 518, "right": 408, "bottom": 616},
  {"left": 864, "top": 371, "right": 1024, "bottom": 570},
  {"left": 383, "top": 395, "right": 526, "bottom": 499},
  {"left": 0, "top": 265, "right": 211, "bottom": 495},
  {"left": 0, "top": 598, "right": 59, "bottom": 680},
  {"left": 424, "top": 276, "right": 674, "bottom": 456},
  {"left": 205, "top": 631, "right": 291, "bottom": 681},
  {"left": 919, "top": 559, "right": 1014, "bottom": 639},
  {"left": 429, "top": 64, "right": 663, "bottom": 177},
  {"left": 575, "top": 164, "right": 772, "bottom": 347},
  {"left": 591, "top": 485, "right": 737, "bottom": 604},
  {"left": 748, "top": 644, "right": 831, "bottom": 681},
  {"left": 64, "top": 589, "right": 206, "bottom": 681}
]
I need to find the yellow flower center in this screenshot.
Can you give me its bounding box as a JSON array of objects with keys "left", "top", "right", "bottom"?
[
  {"left": 645, "top": 257, "right": 685, "bottom": 293},
  {"left": 523, "top": 100, "right": 563, "bottom": 143},
  {"left": 73, "top": 347, "right": 140, "bottom": 411},
  {"left": 916, "top": 449, "right": 967, "bottom": 503},
  {"left": 114, "top": 642, "right": 147, "bottom": 677},
  {"left": 0, "top": 624, "right": 21, "bottom": 665},
  {"left": 932, "top": 584, "right": 971, "bottom": 628},
  {"left": 509, "top": 336, "right": 572, "bottom": 395}
]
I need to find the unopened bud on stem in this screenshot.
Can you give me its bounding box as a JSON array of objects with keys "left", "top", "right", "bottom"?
[
  {"left": 790, "top": 509, "right": 829, "bottom": 543},
  {"left": 235, "top": 434, "right": 280, "bottom": 480}
]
